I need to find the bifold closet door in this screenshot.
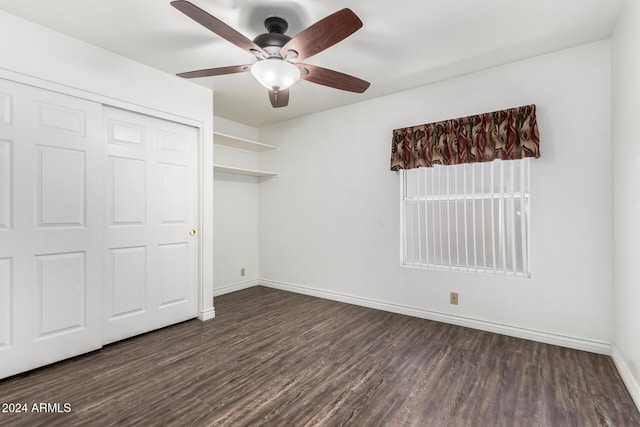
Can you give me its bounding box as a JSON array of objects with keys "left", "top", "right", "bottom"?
[
  {"left": 0, "top": 79, "right": 104, "bottom": 379},
  {"left": 102, "top": 107, "right": 198, "bottom": 345}
]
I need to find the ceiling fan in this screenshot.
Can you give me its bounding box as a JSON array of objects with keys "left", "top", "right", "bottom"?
[{"left": 170, "top": 0, "right": 370, "bottom": 108}]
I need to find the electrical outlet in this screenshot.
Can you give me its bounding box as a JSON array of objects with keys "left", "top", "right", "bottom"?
[
  {"left": 240, "top": 268, "right": 245, "bottom": 277},
  {"left": 450, "top": 292, "right": 459, "bottom": 305}
]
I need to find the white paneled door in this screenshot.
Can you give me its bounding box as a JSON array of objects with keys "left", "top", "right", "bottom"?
[
  {"left": 0, "top": 80, "right": 200, "bottom": 379},
  {"left": 0, "top": 79, "right": 104, "bottom": 378},
  {"left": 102, "top": 107, "right": 198, "bottom": 344}
]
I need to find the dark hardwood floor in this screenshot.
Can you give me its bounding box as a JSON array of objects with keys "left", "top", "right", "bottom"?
[{"left": 0, "top": 286, "right": 638, "bottom": 426}]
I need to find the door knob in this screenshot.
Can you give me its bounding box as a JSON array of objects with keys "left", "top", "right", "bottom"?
[{"left": 189, "top": 229, "right": 196, "bottom": 236}]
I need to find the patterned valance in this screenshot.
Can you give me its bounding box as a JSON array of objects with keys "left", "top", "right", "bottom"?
[{"left": 390, "top": 104, "right": 540, "bottom": 171}]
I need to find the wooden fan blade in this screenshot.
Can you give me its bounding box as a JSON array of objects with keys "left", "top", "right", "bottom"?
[
  {"left": 177, "top": 64, "right": 251, "bottom": 79},
  {"left": 280, "top": 8, "right": 362, "bottom": 61},
  {"left": 171, "top": 1, "right": 266, "bottom": 57},
  {"left": 297, "top": 64, "right": 370, "bottom": 93},
  {"left": 269, "top": 89, "right": 289, "bottom": 108}
]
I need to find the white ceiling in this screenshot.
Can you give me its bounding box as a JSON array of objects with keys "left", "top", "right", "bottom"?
[{"left": 0, "top": 0, "right": 625, "bottom": 127}]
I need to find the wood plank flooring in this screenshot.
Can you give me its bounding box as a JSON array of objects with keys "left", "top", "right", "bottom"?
[{"left": 0, "top": 286, "right": 638, "bottom": 426}]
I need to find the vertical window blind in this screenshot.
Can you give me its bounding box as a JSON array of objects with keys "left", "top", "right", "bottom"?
[{"left": 401, "top": 159, "right": 531, "bottom": 277}]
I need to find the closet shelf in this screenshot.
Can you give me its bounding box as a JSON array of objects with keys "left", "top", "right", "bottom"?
[
  {"left": 214, "top": 164, "right": 277, "bottom": 177},
  {"left": 213, "top": 132, "right": 278, "bottom": 152}
]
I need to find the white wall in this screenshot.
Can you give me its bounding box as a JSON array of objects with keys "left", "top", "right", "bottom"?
[
  {"left": 0, "top": 11, "right": 211, "bottom": 125},
  {"left": 0, "top": 10, "right": 215, "bottom": 319},
  {"left": 259, "top": 40, "right": 613, "bottom": 352},
  {"left": 213, "top": 117, "right": 261, "bottom": 294},
  {"left": 612, "top": 0, "right": 640, "bottom": 408}
]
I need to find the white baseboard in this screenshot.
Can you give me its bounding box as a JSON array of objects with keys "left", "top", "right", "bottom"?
[
  {"left": 258, "top": 278, "right": 611, "bottom": 355},
  {"left": 198, "top": 307, "right": 216, "bottom": 321},
  {"left": 611, "top": 345, "right": 640, "bottom": 411},
  {"left": 213, "top": 279, "right": 259, "bottom": 297}
]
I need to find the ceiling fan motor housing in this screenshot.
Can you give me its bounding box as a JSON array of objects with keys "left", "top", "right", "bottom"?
[{"left": 253, "top": 17, "right": 292, "bottom": 57}]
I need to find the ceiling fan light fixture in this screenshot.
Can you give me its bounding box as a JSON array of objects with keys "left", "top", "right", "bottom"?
[{"left": 251, "top": 58, "right": 300, "bottom": 91}]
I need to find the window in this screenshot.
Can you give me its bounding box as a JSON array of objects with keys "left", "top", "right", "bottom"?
[{"left": 400, "top": 159, "right": 531, "bottom": 277}]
